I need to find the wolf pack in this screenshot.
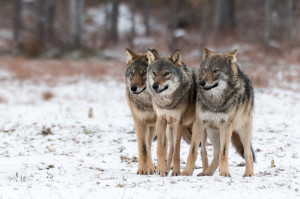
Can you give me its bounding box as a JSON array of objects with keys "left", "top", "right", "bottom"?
[{"left": 124, "top": 47, "right": 256, "bottom": 177}]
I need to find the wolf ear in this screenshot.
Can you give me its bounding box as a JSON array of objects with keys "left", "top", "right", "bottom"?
[
  {"left": 170, "top": 49, "right": 182, "bottom": 67},
  {"left": 125, "top": 48, "right": 136, "bottom": 65},
  {"left": 203, "top": 47, "right": 213, "bottom": 57},
  {"left": 229, "top": 49, "right": 238, "bottom": 63},
  {"left": 147, "top": 49, "right": 159, "bottom": 65}
]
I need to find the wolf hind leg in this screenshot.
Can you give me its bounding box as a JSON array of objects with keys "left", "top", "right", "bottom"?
[
  {"left": 166, "top": 125, "right": 174, "bottom": 171},
  {"left": 181, "top": 121, "right": 202, "bottom": 176},
  {"left": 146, "top": 126, "right": 156, "bottom": 174},
  {"left": 219, "top": 123, "right": 233, "bottom": 177},
  {"left": 171, "top": 122, "right": 182, "bottom": 176},
  {"left": 156, "top": 117, "right": 168, "bottom": 176},
  {"left": 238, "top": 122, "right": 254, "bottom": 177}
]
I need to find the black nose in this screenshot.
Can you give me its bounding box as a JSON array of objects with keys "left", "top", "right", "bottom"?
[
  {"left": 199, "top": 80, "right": 206, "bottom": 87},
  {"left": 152, "top": 84, "right": 159, "bottom": 90},
  {"left": 131, "top": 85, "right": 137, "bottom": 92}
]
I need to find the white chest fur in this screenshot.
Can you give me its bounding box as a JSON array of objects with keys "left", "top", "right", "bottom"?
[
  {"left": 199, "top": 111, "right": 229, "bottom": 124},
  {"left": 156, "top": 108, "right": 181, "bottom": 122}
]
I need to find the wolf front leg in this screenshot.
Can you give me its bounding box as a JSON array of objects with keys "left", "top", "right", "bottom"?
[
  {"left": 156, "top": 117, "right": 168, "bottom": 176},
  {"left": 171, "top": 121, "right": 182, "bottom": 176},
  {"left": 134, "top": 119, "right": 149, "bottom": 175},
  {"left": 181, "top": 120, "right": 202, "bottom": 176},
  {"left": 146, "top": 126, "right": 156, "bottom": 174},
  {"left": 219, "top": 123, "right": 233, "bottom": 177},
  {"left": 198, "top": 129, "right": 220, "bottom": 176}
]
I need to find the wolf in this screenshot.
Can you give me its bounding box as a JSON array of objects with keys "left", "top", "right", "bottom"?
[
  {"left": 125, "top": 48, "right": 158, "bottom": 175},
  {"left": 181, "top": 48, "right": 255, "bottom": 177},
  {"left": 147, "top": 49, "right": 196, "bottom": 176}
]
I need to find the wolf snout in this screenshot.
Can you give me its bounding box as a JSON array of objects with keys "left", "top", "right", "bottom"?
[
  {"left": 131, "top": 85, "right": 137, "bottom": 92},
  {"left": 199, "top": 80, "right": 206, "bottom": 87},
  {"left": 152, "top": 84, "right": 168, "bottom": 93},
  {"left": 152, "top": 84, "right": 159, "bottom": 91}
]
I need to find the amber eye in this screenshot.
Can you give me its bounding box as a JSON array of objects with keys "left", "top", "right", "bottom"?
[
  {"left": 130, "top": 71, "right": 135, "bottom": 76},
  {"left": 203, "top": 68, "right": 207, "bottom": 73},
  {"left": 164, "top": 72, "right": 170, "bottom": 77},
  {"left": 152, "top": 71, "right": 157, "bottom": 77}
]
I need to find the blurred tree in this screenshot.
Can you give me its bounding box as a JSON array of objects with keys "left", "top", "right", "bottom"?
[
  {"left": 36, "top": 0, "right": 46, "bottom": 49},
  {"left": 129, "top": 0, "right": 137, "bottom": 49},
  {"left": 110, "top": 0, "right": 119, "bottom": 44},
  {"left": 45, "top": 0, "right": 56, "bottom": 42},
  {"left": 13, "top": 0, "right": 22, "bottom": 45},
  {"left": 142, "top": 0, "right": 150, "bottom": 36},
  {"left": 199, "top": 0, "right": 209, "bottom": 57},
  {"left": 170, "top": 0, "right": 178, "bottom": 51},
  {"left": 213, "top": 0, "right": 236, "bottom": 37},
  {"left": 69, "top": 0, "right": 84, "bottom": 48},
  {"left": 103, "top": 0, "right": 111, "bottom": 42}
]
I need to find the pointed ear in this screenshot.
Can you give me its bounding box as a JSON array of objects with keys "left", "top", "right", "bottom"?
[
  {"left": 125, "top": 48, "right": 135, "bottom": 65},
  {"left": 170, "top": 49, "right": 182, "bottom": 66},
  {"left": 147, "top": 49, "right": 158, "bottom": 65},
  {"left": 203, "top": 47, "right": 213, "bottom": 57},
  {"left": 229, "top": 49, "right": 238, "bottom": 63}
]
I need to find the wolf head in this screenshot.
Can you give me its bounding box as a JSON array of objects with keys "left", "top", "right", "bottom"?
[
  {"left": 198, "top": 48, "right": 239, "bottom": 98},
  {"left": 147, "top": 49, "right": 183, "bottom": 95},
  {"left": 125, "top": 48, "right": 158, "bottom": 94}
]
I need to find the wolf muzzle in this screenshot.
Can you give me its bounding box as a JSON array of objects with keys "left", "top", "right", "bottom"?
[
  {"left": 199, "top": 80, "right": 219, "bottom": 91},
  {"left": 130, "top": 85, "right": 146, "bottom": 94},
  {"left": 152, "top": 84, "right": 168, "bottom": 94}
]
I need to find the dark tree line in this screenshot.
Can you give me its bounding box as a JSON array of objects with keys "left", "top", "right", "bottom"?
[{"left": 10, "top": 0, "right": 296, "bottom": 56}]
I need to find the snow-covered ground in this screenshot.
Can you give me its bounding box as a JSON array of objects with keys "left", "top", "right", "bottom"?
[{"left": 0, "top": 77, "right": 299, "bottom": 198}]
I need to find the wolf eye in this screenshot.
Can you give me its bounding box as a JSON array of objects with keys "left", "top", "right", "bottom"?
[
  {"left": 141, "top": 72, "right": 146, "bottom": 76},
  {"left": 152, "top": 71, "right": 157, "bottom": 77},
  {"left": 203, "top": 68, "right": 207, "bottom": 73},
  {"left": 130, "top": 71, "right": 135, "bottom": 76},
  {"left": 164, "top": 72, "right": 170, "bottom": 77}
]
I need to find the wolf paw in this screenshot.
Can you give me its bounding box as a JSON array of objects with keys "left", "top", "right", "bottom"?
[
  {"left": 180, "top": 169, "right": 193, "bottom": 176},
  {"left": 157, "top": 170, "right": 168, "bottom": 176},
  {"left": 197, "top": 172, "right": 208, "bottom": 176},
  {"left": 147, "top": 166, "right": 156, "bottom": 175},
  {"left": 243, "top": 172, "right": 253, "bottom": 177},
  {"left": 171, "top": 170, "right": 181, "bottom": 176},
  {"left": 136, "top": 168, "right": 148, "bottom": 175},
  {"left": 219, "top": 170, "right": 231, "bottom": 177}
]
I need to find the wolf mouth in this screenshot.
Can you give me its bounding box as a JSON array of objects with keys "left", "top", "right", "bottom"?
[
  {"left": 155, "top": 85, "right": 169, "bottom": 94},
  {"left": 202, "top": 82, "right": 219, "bottom": 91},
  {"left": 132, "top": 87, "right": 146, "bottom": 94}
]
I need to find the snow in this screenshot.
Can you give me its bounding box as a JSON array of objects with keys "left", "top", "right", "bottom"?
[{"left": 0, "top": 78, "right": 299, "bottom": 198}]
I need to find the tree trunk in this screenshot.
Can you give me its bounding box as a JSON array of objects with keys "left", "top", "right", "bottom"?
[
  {"left": 110, "top": 0, "right": 119, "bottom": 44},
  {"left": 213, "top": 0, "right": 236, "bottom": 37},
  {"left": 199, "top": 0, "right": 209, "bottom": 57},
  {"left": 36, "top": 0, "right": 46, "bottom": 49},
  {"left": 129, "top": 0, "right": 136, "bottom": 49},
  {"left": 264, "top": 0, "right": 273, "bottom": 48},
  {"left": 13, "top": 0, "right": 22, "bottom": 44},
  {"left": 142, "top": 0, "right": 150, "bottom": 36},
  {"left": 69, "top": 0, "right": 84, "bottom": 48},
  {"left": 285, "top": 0, "right": 293, "bottom": 47},
  {"left": 170, "top": 0, "right": 178, "bottom": 52},
  {"left": 46, "top": 0, "right": 56, "bottom": 42},
  {"left": 103, "top": 0, "right": 111, "bottom": 41}
]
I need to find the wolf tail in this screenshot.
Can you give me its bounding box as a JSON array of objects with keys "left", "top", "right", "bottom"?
[
  {"left": 231, "top": 131, "right": 256, "bottom": 163},
  {"left": 182, "top": 126, "right": 192, "bottom": 144}
]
